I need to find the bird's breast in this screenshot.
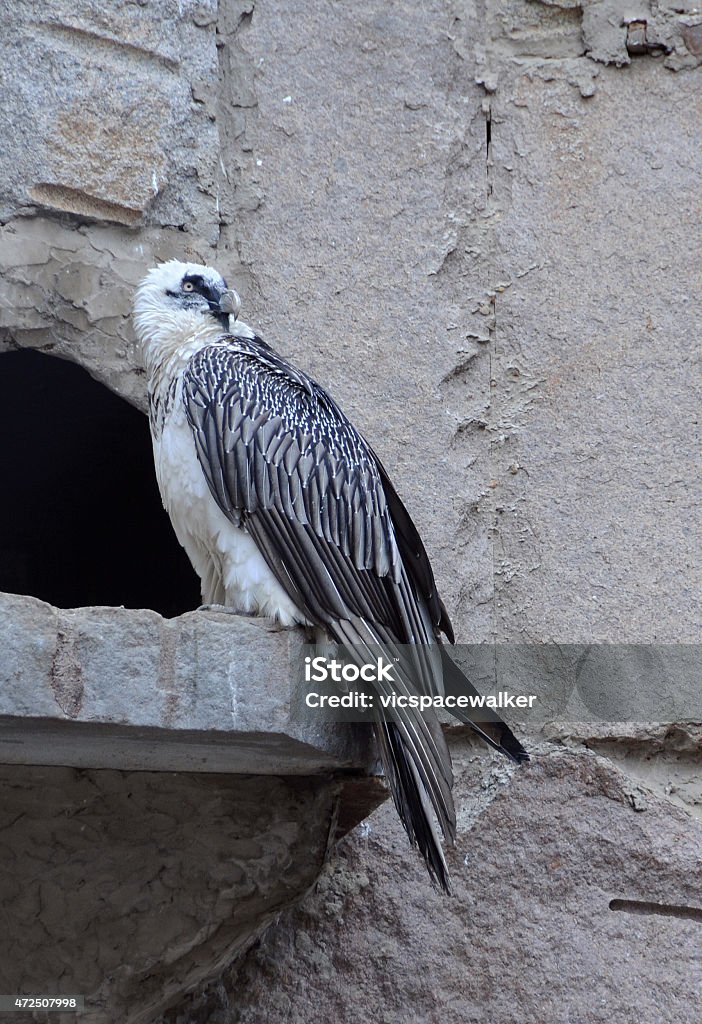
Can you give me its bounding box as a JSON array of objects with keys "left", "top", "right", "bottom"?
[{"left": 152, "top": 376, "right": 306, "bottom": 626}]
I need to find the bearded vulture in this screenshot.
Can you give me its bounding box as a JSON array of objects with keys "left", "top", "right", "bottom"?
[{"left": 133, "top": 260, "right": 527, "bottom": 893}]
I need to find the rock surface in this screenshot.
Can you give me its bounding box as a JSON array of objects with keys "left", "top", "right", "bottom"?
[
  {"left": 0, "top": 764, "right": 349, "bottom": 1024},
  {"left": 158, "top": 746, "right": 702, "bottom": 1024},
  {"left": 2, "top": 0, "right": 220, "bottom": 234}
]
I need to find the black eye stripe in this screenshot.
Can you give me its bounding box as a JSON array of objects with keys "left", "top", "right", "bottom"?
[{"left": 167, "top": 275, "right": 226, "bottom": 311}]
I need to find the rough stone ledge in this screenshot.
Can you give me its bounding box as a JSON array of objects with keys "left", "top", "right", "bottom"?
[{"left": 0, "top": 591, "right": 374, "bottom": 774}]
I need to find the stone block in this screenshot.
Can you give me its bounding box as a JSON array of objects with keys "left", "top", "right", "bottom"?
[
  {"left": 0, "top": 592, "right": 373, "bottom": 774},
  {"left": 1, "top": 1, "right": 220, "bottom": 238}
]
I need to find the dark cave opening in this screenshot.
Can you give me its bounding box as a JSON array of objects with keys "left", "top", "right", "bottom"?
[{"left": 0, "top": 349, "right": 201, "bottom": 617}]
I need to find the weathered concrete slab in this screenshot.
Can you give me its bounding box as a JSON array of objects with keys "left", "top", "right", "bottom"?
[
  {"left": 0, "top": 592, "right": 373, "bottom": 774},
  {"left": 0, "top": 590, "right": 383, "bottom": 1024}
]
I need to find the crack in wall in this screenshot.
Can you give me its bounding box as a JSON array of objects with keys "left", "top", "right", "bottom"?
[
  {"left": 484, "top": 101, "right": 493, "bottom": 199},
  {"left": 610, "top": 898, "right": 702, "bottom": 923},
  {"left": 481, "top": 98, "right": 500, "bottom": 640}
]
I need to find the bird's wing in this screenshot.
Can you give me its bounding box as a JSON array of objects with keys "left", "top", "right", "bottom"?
[
  {"left": 182, "top": 338, "right": 456, "bottom": 889},
  {"left": 183, "top": 339, "right": 427, "bottom": 637},
  {"left": 371, "top": 454, "right": 455, "bottom": 644}
]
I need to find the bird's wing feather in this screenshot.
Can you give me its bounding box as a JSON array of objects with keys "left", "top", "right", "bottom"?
[{"left": 372, "top": 456, "right": 456, "bottom": 644}]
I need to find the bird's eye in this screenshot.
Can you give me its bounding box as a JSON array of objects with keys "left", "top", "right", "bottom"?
[{"left": 182, "top": 281, "right": 195, "bottom": 292}]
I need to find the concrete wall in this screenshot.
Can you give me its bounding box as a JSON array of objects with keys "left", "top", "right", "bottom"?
[{"left": 1, "top": 0, "right": 701, "bottom": 1022}]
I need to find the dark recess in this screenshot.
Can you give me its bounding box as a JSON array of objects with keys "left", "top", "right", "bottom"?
[{"left": 0, "top": 349, "right": 201, "bottom": 616}]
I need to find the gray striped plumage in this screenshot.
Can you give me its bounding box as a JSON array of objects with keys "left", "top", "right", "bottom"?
[{"left": 183, "top": 334, "right": 460, "bottom": 887}]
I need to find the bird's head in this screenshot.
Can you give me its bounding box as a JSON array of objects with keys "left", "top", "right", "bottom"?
[{"left": 132, "top": 260, "right": 242, "bottom": 361}]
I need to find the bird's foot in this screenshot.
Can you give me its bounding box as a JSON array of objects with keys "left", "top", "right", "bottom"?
[
  {"left": 196, "top": 605, "right": 303, "bottom": 632},
  {"left": 197, "top": 603, "right": 257, "bottom": 616}
]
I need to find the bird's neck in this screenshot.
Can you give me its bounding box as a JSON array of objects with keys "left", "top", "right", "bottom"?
[{"left": 135, "top": 309, "right": 226, "bottom": 380}]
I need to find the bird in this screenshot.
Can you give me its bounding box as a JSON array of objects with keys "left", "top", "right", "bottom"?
[{"left": 132, "top": 259, "right": 528, "bottom": 893}]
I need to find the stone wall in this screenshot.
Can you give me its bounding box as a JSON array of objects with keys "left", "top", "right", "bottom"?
[
  {"left": 0, "top": 763, "right": 344, "bottom": 1024},
  {"left": 1, "top": 0, "right": 701, "bottom": 1022}
]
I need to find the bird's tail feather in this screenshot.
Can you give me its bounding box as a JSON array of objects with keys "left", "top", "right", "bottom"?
[
  {"left": 375, "top": 719, "right": 453, "bottom": 894},
  {"left": 333, "top": 618, "right": 456, "bottom": 893},
  {"left": 439, "top": 645, "right": 529, "bottom": 764}
]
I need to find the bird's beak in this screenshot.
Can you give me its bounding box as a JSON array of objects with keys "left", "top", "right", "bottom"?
[{"left": 217, "top": 288, "right": 241, "bottom": 321}]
